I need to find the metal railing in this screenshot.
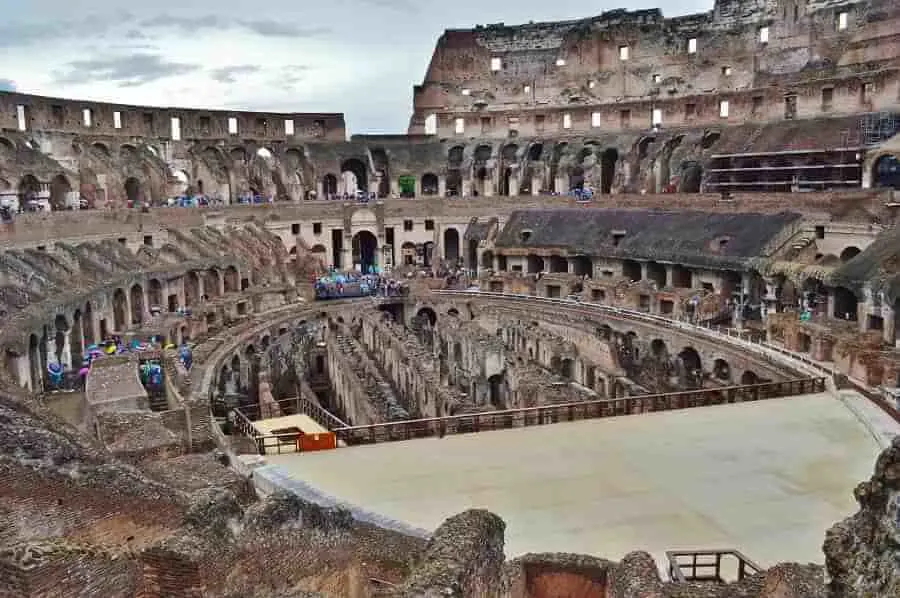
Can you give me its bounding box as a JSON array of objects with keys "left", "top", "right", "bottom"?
[
  {"left": 332, "top": 378, "right": 824, "bottom": 446},
  {"left": 666, "top": 549, "right": 762, "bottom": 583}
]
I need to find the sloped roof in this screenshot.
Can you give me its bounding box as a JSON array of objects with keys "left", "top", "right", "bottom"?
[
  {"left": 494, "top": 208, "right": 801, "bottom": 269},
  {"left": 831, "top": 225, "right": 900, "bottom": 302}
]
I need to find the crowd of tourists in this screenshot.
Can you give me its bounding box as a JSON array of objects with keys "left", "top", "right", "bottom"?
[{"left": 313, "top": 268, "right": 406, "bottom": 300}]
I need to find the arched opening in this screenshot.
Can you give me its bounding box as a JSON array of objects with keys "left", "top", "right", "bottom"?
[
  {"left": 49, "top": 174, "right": 72, "bottom": 210},
  {"left": 622, "top": 260, "right": 642, "bottom": 282},
  {"left": 680, "top": 161, "right": 703, "bottom": 193},
  {"left": 322, "top": 174, "right": 338, "bottom": 197},
  {"left": 480, "top": 250, "right": 494, "bottom": 270},
  {"left": 569, "top": 166, "right": 585, "bottom": 191},
  {"left": 130, "top": 283, "right": 144, "bottom": 325},
  {"left": 224, "top": 266, "right": 239, "bottom": 293},
  {"left": 421, "top": 173, "right": 439, "bottom": 196},
  {"left": 548, "top": 142, "right": 567, "bottom": 193},
  {"left": 499, "top": 144, "right": 518, "bottom": 196},
  {"left": 204, "top": 269, "right": 221, "bottom": 298},
  {"left": 839, "top": 246, "right": 861, "bottom": 262},
  {"left": 677, "top": 347, "right": 703, "bottom": 389},
  {"left": 560, "top": 358, "right": 574, "bottom": 380},
  {"left": 352, "top": 230, "right": 378, "bottom": 273},
  {"left": 398, "top": 175, "right": 416, "bottom": 198},
  {"left": 112, "top": 288, "right": 127, "bottom": 331},
  {"left": 474, "top": 167, "right": 489, "bottom": 196},
  {"left": 148, "top": 279, "right": 163, "bottom": 307},
  {"left": 443, "top": 228, "right": 460, "bottom": 263},
  {"left": 526, "top": 254, "right": 544, "bottom": 274},
  {"left": 340, "top": 158, "right": 368, "bottom": 194},
  {"left": 646, "top": 261, "right": 666, "bottom": 288},
  {"left": 713, "top": 358, "right": 731, "bottom": 382},
  {"left": 53, "top": 314, "right": 69, "bottom": 366},
  {"left": 18, "top": 174, "right": 41, "bottom": 206},
  {"left": 310, "top": 244, "right": 328, "bottom": 268},
  {"left": 417, "top": 307, "right": 437, "bottom": 328},
  {"left": 571, "top": 256, "right": 592, "bottom": 278},
  {"left": 184, "top": 271, "right": 200, "bottom": 307},
  {"left": 71, "top": 309, "right": 84, "bottom": 368},
  {"left": 833, "top": 286, "right": 858, "bottom": 320},
  {"left": 487, "top": 374, "right": 504, "bottom": 409},
  {"left": 601, "top": 148, "right": 619, "bottom": 194},
  {"left": 446, "top": 171, "right": 462, "bottom": 197},
  {"left": 423, "top": 241, "right": 435, "bottom": 267},
  {"left": 124, "top": 177, "right": 142, "bottom": 205},
  {"left": 650, "top": 339, "right": 668, "bottom": 359},
  {"left": 401, "top": 242, "right": 417, "bottom": 266},
  {"left": 873, "top": 154, "right": 900, "bottom": 189},
  {"left": 740, "top": 370, "right": 759, "bottom": 386},
  {"left": 28, "top": 333, "right": 41, "bottom": 391},
  {"left": 672, "top": 265, "right": 692, "bottom": 288},
  {"left": 548, "top": 255, "right": 568, "bottom": 273},
  {"left": 83, "top": 302, "right": 94, "bottom": 345}
]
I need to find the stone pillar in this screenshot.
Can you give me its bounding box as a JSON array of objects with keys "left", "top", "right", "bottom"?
[
  {"left": 509, "top": 174, "right": 520, "bottom": 197},
  {"left": 91, "top": 311, "right": 102, "bottom": 344},
  {"left": 197, "top": 276, "right": 206, "bottom": 303},
  {"left": 317, "top": 180, "right": 324, "bottom": 199},
  {"left": 462, "top": 179, "right": 472, "bottom": 197},
  {"left": 532, "top": 176, "right": 542, "bottom": 195},
  {"left": 59, "top": 330, "right": 72, "bottom": 370},
  {"left": 391, "top": 179, "right": 400, "bottom": 197},
  {"left": 415, "top": 178, "right": 423, "bottom": 198},
  {"left": 555, "top": 176, "right": 567, "bottom": 194},
  {"left": 883, "top": 303, "right": 897, "bottom": 346},
  {"left": 438, "top": 176, "right": 447, "bottom": 197},
  {"left": 827, "top": 292, "right": 836, "bottom": 320},
  {"left": 14, "top": 354, "right": 30, "bottom": 390}
]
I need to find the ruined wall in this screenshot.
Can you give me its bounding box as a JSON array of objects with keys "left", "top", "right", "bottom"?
[{"left": 410, "top": 0, "right": 900, "bottom": 137}]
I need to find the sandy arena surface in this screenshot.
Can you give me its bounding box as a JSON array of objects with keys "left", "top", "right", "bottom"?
[{"left": 268, "top": 393, "right": 886, "bottom": 566}]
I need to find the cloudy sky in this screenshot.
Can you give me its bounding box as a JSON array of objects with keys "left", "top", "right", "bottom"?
[{"left": 0, "top": 0, "right": 707, "bottom": 134}]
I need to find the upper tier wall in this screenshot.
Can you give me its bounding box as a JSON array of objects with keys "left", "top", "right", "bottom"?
[
  {"left": 0, "top": 92, "right": 346, "bottom": 142},
  {"left": 410, "top": 0, "right": 900, "bottom": 136}
]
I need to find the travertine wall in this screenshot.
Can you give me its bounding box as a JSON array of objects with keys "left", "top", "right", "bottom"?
[{"left": 410, "top": 0, "right": 900, "bottom": 138}]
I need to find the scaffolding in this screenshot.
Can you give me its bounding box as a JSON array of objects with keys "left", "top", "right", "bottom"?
[{"left": 843, "top": 111, "right": 900, "bottom": 147}]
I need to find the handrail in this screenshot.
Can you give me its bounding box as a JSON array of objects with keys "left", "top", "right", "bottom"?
[{"left": 331, "top": 378, "right": 825, "bottom": 446}]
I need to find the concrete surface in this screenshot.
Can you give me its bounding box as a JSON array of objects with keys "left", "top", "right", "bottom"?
[{"left": 268, "top": 393, "right": 894, "bottom": 567}]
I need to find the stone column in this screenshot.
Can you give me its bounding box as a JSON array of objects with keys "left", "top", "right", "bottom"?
[
  {"left": 883, "top": 302, "right": 897, "bottom": 346},
  {"left": 827, "top": 292, "right": 836, "bottom": 320},
  {"left": 91, "top": 311, "right": 102, "bottom": 344},
  {"left": 509, "top": 174, "right": 520, "bottom": 197},
  {"left": 532, "top": 176, "right": 542, "bottom": 195},
  {"left": 59, "top": 330, "right": 72, "bottom": 370},
  {"left": 462, "top": 179, "right": 472, "bottom": 197},
  {"left": 316, "top": 180, "right": 324, "bottom": 199},
  {"left": 555, "top": 176, "right": 567, "bottom": 193},
  {"left": 438, "top": 176, "right": 447, "bottom": 197},
  {"left": 415, "top": 178, "right": 423, "bottom": 198}
]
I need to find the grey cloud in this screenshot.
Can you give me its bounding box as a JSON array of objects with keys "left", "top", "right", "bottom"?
[
  {"left": 280, "top": 65, "right": 312, "bottom": 86},
  {"left": 0, "top": 79, "right": 16, "bottom": 91},
  {"left": 51, "top": 53, "right": 201, "bottom": 88},
  {"left": 210, "top": 64, "right": 262, "bottom": 84},
  {"left": 139, "top": 15, "right": 329, "bottom": 37}
]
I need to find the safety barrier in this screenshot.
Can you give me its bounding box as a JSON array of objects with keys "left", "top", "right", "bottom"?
[{"left": 332, "top": 377, "right": 825, "bottom": 446}]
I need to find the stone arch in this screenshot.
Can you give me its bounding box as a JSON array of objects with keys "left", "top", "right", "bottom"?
[
  {"left": 0, "top": 136, "right": 16, "bottom": 155},
  {"left": 130, "top": 283, "right": 145, "bottom": 325},
  {"left": 526, "top": 254, "right": 544, "bottom": 274},
  {"left": 148, "top": 278, "right": 163, "bottom": 307},
  {"left": 650, "top": 339, "right": 668, "bottom": 359},
  {"left": 873, "top": 154, "right": 900, "bottom": 188},
  {"left": 310, "top": 244, "right": 328, "bottom": 268},
  {"left": 487, "top": 373, "right": 504, "bottom": 409},
  {"left": 91, "top": 142, "right": 110, "bottom": 157},
  {"left": 83, "top": 301, "right": 94, "bottom": 345},
  {"left": 560, "top": 358, "right": 574, "bottom": 380},
  {"left": 833, "top": 286, "right": 858, "bottom": 320},
  {"left": 340, "top": 158, "right": 368, "bottom": 194},
  {"left": 18, "top": 174, "right": 41, "bottom": 205},
  {"left": 600, "top": 148, "right": 619, "bottom": 194},
  {"left": 740, "top": 370, "right": 759, "bottom": 385},
  {"left": 839, "top": 246, "right": 861, "bottom": 262},
  {"left": 677, "top": 346, "right": 703, "bottom": 388},
  {"left": 571, "top": 255, "right": 592, "bottom": 278},
  {"left": 680, "top": 161, "right": 703, "bottom": 193},
  {"left": 224, "top": 266, "right": 239, "bottom": 293},
  {"left": 53, "top": 314, "right": 69, "bottom": 366},
  {"left": 548, "top": 142, "right": 568, "bottom": 192},
  {"left": 499, "top": 143, "right": 519, "bottom": 196},
  {"left": 443, "top": 228, "right": 460, "bottom": 263},
  {"left": 112, "top": 288, "right": 127, "bottom": 332},
  {"left": 229, "top": 147, "right": 247, "bottom": 164},
  {"left": 448, "top": 145, "right": 465, "bottom": 168},
  {"left": 322, "top": 174, "right": 338, "bottom": 196},
  {"left": 49, "top": 174, "right": 72, "bottom": 210},
  {"left": 712, "top": 358, "right": 731, "bottom": 382},
  {"left": 421, "top": 173, "right": 439, "bottom": 196},
  {"left": 184, "top": 271, "right": 200, "bottom": 307},
  {"left": 416, "top": 307, "right": 437, "bottom": 327},
  {"left": 352, "top": 230, "right": 378, "bottom": 273},
  {"left": 401, "top": 241, "right": 417, "bottom": 266},
  {"left": 124, "top": 177, "right": 142, "bottom": 205},
  {"left": 204, "top": 269, "right": 221, "bottom": 298},
  {"left": 28, "top": 333, "right": 41, "bottom": 391}
]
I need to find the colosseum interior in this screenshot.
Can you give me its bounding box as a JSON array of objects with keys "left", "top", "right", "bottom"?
[{"left": 1, "top": 0, "right": 899, "bottom": 597}]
